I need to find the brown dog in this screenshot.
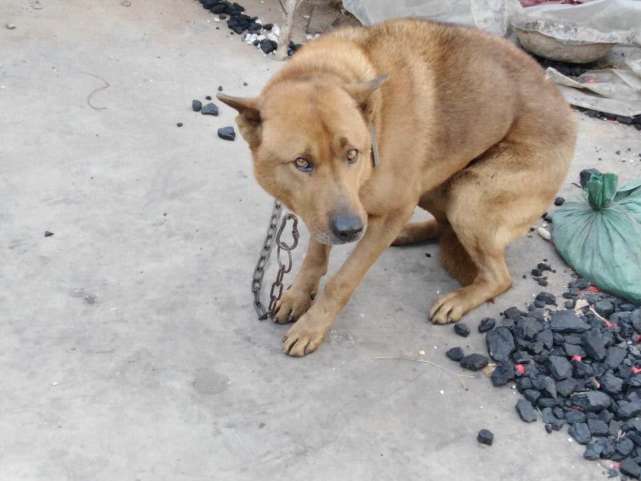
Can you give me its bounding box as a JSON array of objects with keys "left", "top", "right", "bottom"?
[{"left": 219, "top": 19, "right": 576, "bottom": 357}]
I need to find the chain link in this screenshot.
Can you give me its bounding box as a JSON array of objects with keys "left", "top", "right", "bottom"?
[{"left": 251, "top": 199, "right": 299, "bottom": 320}]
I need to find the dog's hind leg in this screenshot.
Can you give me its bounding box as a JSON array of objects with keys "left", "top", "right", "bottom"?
[
  {"left": 438, "top": 224, "right": 477, "bottom": 286},
  {"left": 391, "top": 219, "right": 440, "bottom": 246}
]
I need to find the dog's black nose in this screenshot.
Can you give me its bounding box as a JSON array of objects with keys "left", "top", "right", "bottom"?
[{"left": 330, "top": 213, "right": 364, "bottom": 242}]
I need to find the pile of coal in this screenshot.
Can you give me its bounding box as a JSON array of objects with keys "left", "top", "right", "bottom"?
[
  {"left": 446, "top": 277, "right": 641, "bottom": 477},
  {"left": 196, "top": 0, "right": 302, "bottom": 56}
]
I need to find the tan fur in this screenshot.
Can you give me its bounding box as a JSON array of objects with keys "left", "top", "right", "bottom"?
[{"left": 218, "top": 19, "right": 576, "bottom": 357}]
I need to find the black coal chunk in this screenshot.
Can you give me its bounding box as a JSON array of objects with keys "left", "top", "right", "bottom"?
[
  {"left": 491, "top": 362, "right": 515, "bottom": 387},
  {"left": 446, "top": 347, "right": 464, "bottom": 362},
  {"left": 551, "top": 310, "right": 589, "bottom": 333},
  {"left": 600, "top": 371, "right": 623, "bottom": 394},
  {"left": 538, "top": 329, "right": 554, "bottom": 350},
  {"left": 201, "top": 102, "right": 219, "bottom": 116},
  {"left": 44, "top": 230, "right": 54, "bottom": 237},
  {"left": 595, "top": 300, "right": 615, "bottom": 317},
  {"left": 536, "top": 292, "right": 556, "bottom": 305},
  {"left": 573, "top": 391, "right": 612, "bottom": 412},
  {"left": 582, "top": 330, "right": 608, "bottom": 361},
  {"left": 606, "top": 346, "right": 627, "bottom": 369},
  {"left": 617, "top": 438, "right": 635, "bottom": 457},
  {"left": 554, "top": 197, "right": 565, "bottom": 206},
  {"left": 192, "top": 99, "right": 202, "bottom": 112},
  {"left": 621, "top": 458, "right": 641, "bottom": 478},
  {"left": 516, "top": 317, "right": 544, "bottom": 341},
  {"left": 566, "top": 410, "right": 587, "bottom": 424},
  {"left": 547, "top": 355, "right": 572, "bottom": 380},
  {"left": 564, "top": 343, "right": 585, "bottom": 357},
  {"left": 587, "top": 418, "right": 609, "bottom": 436},
  {"left": 524, "top": 389, "right": 541, "bottom": 403},
  {"left": 260, "top": 39, "right": 278, "bottom": 54},
  {"left": 486, "top": 327, "right": 515, "bottom": 362},
  {"left": 454, "top": 322, "right": 470, "bottom": 337},
  {"left": 617, "top": 400, "right": 641, "bottom": 419},
  {"left": 503, "top": 306, "right": 523, "bottom": 320},
  {"left": 479, "top": 317, "right": 496, "bottom": 333},
  {"left": 569, "top": 422, "right": 591, "bottom": 445},
  {"left": 217, "top": 126, "right": 236, "bottom": 141},
  {"left": 584, "top": 439, "right": 606, "bottom": 460},
  {"left": 460, "top": 353, "right": 489, "bottom": 371},
  {"left": 556, "top": 378, "right": 577, "bottom": 397},
  {"left": 477, "top": 429, "right": 494, "bottom": 446},
  {"left": 516, "top": 399, "right": 537, "bottom": 422}
]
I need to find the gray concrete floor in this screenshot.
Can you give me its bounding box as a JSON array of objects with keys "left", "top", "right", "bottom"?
[{"left": 2, "top": 1, "right": 641, "bottom": 480}]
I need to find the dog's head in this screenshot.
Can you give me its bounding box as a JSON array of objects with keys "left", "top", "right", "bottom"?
[{"left": 218, "top": 75, "right": 386, "bottom": 245}]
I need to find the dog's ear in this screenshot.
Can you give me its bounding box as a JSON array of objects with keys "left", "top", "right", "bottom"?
[
  {"left": 217, "top": 94, "right": 262, "bottom": 148},
  {"left": 344, "top": 75, "right": 388, "bottom": 117}
]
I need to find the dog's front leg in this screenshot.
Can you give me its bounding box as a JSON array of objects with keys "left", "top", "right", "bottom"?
[
  {"left": 273, "top": 240, "right": 331, "bottom": 324},
  {"left": 282, "top": 207, "right": 413, "bottom": 357}
]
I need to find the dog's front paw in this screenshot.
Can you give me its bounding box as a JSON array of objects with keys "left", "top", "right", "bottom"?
[
  {"left": 282, "top": 313, "right": 329, "bottom": 357},
  {"left": 273, "top": 287, "right": 314, "bottom": 324},
  {"left": 430, "top": 290, "right": 469, "bottom": 324}
]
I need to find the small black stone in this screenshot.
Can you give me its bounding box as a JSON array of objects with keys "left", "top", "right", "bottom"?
[
  {"left": 446, "top": 347, "right": 464, "bottom": 362},
  {"left": 516, "top": 399, "right": 537, "bottom": 423},
  {"left": 477, "top": 429, "right": 494, "bottom": 446},
  {"left": 454, "top": 323, "right": 470, "bottom": 337},
  {"left": 176, "top": 122, "right": 183, "bottom": 127},
  {"left": 564, "top": 300, "right": 576, "bottom": 309},
  {"left": 192, "top": 99, "right": 202, "bottom": 112},
  {"left": 617, "top": 438, "right": 635, "bottom": 457},
  {"left": 206, "top": 95, "right": 212, "bottom": 100},
  {"left": 201, "top": 102, "right": 219, "bottom": 116},
  {"left": 547, "top": 355, "right": 573, "bottom": 380},
  {"left": 524, "top": 389, "right": 541, "bottom": 403},
  {"left": 537, "top": 278, "right": 548, "bottom": 287},
  {"left": 573, "top": 391, "right": 612, "bottom": 412},
  {"left": 460, "top": 354, "right": 489, "bottom": 371},
  {"left": 217, "top": 126, "right": 236, "bottom": 141},
  {"left": 621, "top": 458, "right": 641, "bottom": 478},
  {"left": 259, "top": 38, "right": 278, "bottom": 54},
  {"left": 584, "top": 439, "right": 605, "bottom": 460},
  {"left": 587, "top": 418, "right": 609, "bottom": 436},
  {"left": 606, "top": 346, "right": 627, "bottom": 369},
  {"left": 554, "top": 197, "right": 565, "bottom": 206},
  {"left": 531, "top": 268, "right": 542, "bottom": 277},
  {"left": 600, "top": 371, "right": 623, "bottom": 394},
  {"left": 582, "top": 330, "right": 607, "bottom": 361},
  {"left": 551, "top": 310, "right": 589, "bottom": 333},
  {"left": 564, "top": 343, "right": 585, "bottom": 357},
  {"left": 479, "top": 317, "right": 496, "bottom": 333},
  {"left": 503, "top": 306, "right": 523, "bottom": 320},
  {"left": 44, "top": 230, "right": 54, "bottom": 237},
  {"left": 566, "top": 409, "right": 587, "bottom": 424},
  {"left": 617, "top": 400, "right": 641, "bottom": 419},
  {"left": 486, "top": 327, "right": 515, "bottom": 362},
  {"left": 536, "top": 292, "right": 556, "bottom": 305},
  {"left": 595, "top": 300, "right": 615, "bottom": 317},
  {"left": 491, "top": 362, "right": 515, "bottom": 387},
  {"left": 217, "top": 86, "right": 223, "bottom": 92},
  {"left": 556, "top": 378, "right": 577, "bottom": 397},
  {"left": 569, "top": 422, "right": 591, "bottom": 445}
]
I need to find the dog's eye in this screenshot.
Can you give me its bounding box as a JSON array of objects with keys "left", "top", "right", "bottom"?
[
  {"left": 346, "top": 149, "right": 359, "bottom": 164},
  {"left": 294, "top": 157, "right": 313, "bottom": 173}
]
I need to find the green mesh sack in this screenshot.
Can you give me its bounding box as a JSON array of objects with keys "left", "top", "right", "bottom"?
[{"left": 552, "top": 171, "right": 641, "bottom": 304}]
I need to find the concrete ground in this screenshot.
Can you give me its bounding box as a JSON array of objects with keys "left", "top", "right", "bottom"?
[{"left": 2, "top": 1, "right": 641, "bottom": 480}]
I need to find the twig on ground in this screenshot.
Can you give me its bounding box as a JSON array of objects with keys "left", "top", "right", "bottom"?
[{"left": 81, "top": 71, "right": 110, "bottom": 111}]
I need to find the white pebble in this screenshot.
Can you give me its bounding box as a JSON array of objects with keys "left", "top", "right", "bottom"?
[
  {"left": 537, "top": 226, "right": 551, "bottom": 241},
  {"left": 418, "top": 350, "right": 426, "bottom": 356}
]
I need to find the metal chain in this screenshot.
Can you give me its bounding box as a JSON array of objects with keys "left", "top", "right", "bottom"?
[{"left": 251, "top": 199, "right": 299, "bottom": 320}]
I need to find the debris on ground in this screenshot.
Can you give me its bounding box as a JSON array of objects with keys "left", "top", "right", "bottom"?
[
  {"left": 192, "top": 99, "right": 202, "bottom": 112},
  {"left": 44, "top": 231, "right": 54, "bottom": 237},
  {"left": 460, "top": 353, "right": 490, "bottom": 372},
  {"left": 196, "top": 0, "right": 302, "bottom": 56},
  {"left": 201, "top": 102, "right": 219, "bottom": 116},
  {"left": 446, "top": 272, "right": 641, "bottom": 478},
  {"left": 6, "top": 23, "right": 17, "bottom": 30},
  {"left": 454, "top": 322, "right": 470, "bottom": 338},
  {"left": 446, "top": 347, "right": 465, "bottom": 362},
  {"left": 477, "top": 429, "right": 494, "bottom": 446},
  {"left": 217, "top": 126, "right": 236, "bottom": 141}
]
